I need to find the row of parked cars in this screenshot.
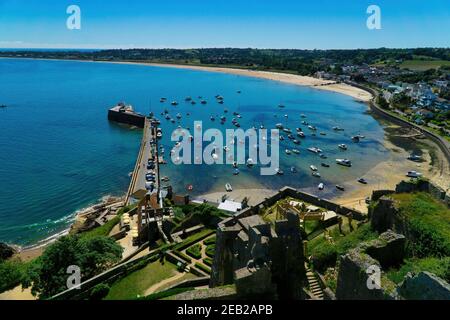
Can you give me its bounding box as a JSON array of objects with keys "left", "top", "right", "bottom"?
[{"left": 145, "top": 156, "right": 156, "bottom": 191}]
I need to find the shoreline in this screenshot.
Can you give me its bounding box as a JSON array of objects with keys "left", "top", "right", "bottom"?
[
  {"left": 0, "top": 57, "right": 373, "bottom": 102},
  {"left": 3, "top": 57, "right": 448, "bottom": 257}
]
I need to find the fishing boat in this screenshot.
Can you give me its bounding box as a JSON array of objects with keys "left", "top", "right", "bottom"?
[
  {"left": 246, "top": 158, "right": 254, "bottom": 167},
  {"left": 191, "top": 101, "right": 196, "bottom": 105},
  {"left": 292, "top": 149, "right": 300, "bottom": 154},
  {"left": 176, "top": 113, "right": 182, "bottom": 119},
  {"left": 233, "top": 169, "right": 240, "bottom": 175},
  {"left": 283, "top": 128, "right": 292, "bottom": 133},
  {"left": 333, "top": 126, "right": 344, "bottom": 131},
  {"left": 319, "top": 154, "right": 327, "bottom": 159},
  {"left": 290, "top": 167, "right": 297, "bottom": 173},
  {"left": 279, "top": 136, "right": 285, "bottom": 141},
  {"left": 351, "top": 136, "right": 360, "bottom": 142},
  {"left": 275, "top": 168, "right": 284, "bottom": 175},
  {"left": 358, "top": 178, "right": 368, "bottom": 184},
  {"left": 308, "top": 125, "right": 317, "bottom": 131},
  {"left": 293, "top": 139, "right": 300, "bottom": 145},
  {"left": 276, "top": 123, "right": 284, "bottom": 129},
  {"left": 233, "top": 161, "right": 238, "bottom": 168},
  {"left": 160, "top": 98, "right": 167, "bottom": 103},
  {"left": 278, "top": 104, "right": 285, "bottom": 108},
  {"left": 210, "top": 116, "right": 215, "bottom": 121},
  {"left": 297, "top": 131, "right": 305, "bottom": 138},
  {"left": 320, "top": 132, "right": 327, "bottom": 136},
  {"left": 336, "top": 185, "right": 345, "bottom": 191},
  {"left": 225, "top": 183, "right": 233, "bottom": 192},
  {"left": 301, "top": 114, "right": 306, "bottom": 118},
  {"left": 312, "top": 172, "right": 321, "bottom": 178},
  {"left": 318, "top": 183, "right": 324, "bottom": 190},
  {"left": 336, "top": 159, "right": 352, "bottom": 167},
  {"left": 301, "top": 120, "right": 308, "bottom": 125},
  {"left": 321, "top": 163, "right": 330, "bottom": 168},
  {"left": 310, "top": 165, "right": 318, "bottom": 171},
  {"left": 161, "top": 176, "right": 170, "bottom": 182},
  {"left": 201, "top": 100, "right": 207, "bottom": 104},
  {"left": 287, "top": 134, "right": 294, "bottom": 140},
  {"left": 307, "top": 147, "right": 322, "bottom": 154},
  {"left": 185, "top": 96, "right": 192, "bottom": 101},
  {"left": 338, "top": 144, "right": 348, "bottom": 150},
  {"left": 171, "top": 101, "right": 179, "bottom": 106},
  {"left": 285, "top": 149, "right": 292, "bottom": 155},
  {"left": 218, "top": 100, "right": 224, "bottom": 104}
]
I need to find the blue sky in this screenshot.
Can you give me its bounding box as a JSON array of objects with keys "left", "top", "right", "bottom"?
[{"left": 0, "top": 0, "right": 449, "bottom": 49}]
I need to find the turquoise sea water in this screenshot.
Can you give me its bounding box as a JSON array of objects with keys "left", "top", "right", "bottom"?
[{"left": 0, "top": 58, "right": 388, "bottom": 246}]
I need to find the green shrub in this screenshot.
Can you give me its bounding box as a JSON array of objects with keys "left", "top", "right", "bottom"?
[
  {"left": 310, "top": 243, "right": 338, "bottom": 272},
  {"left": 194, "top": 262, "right": 211, "bottom": 274},
  {"left": 205, "top": 244, "right": 215, "bottom": 258},
  {"left": 387, "top": 257, "right": 450, "bottom": 284},
  {"left": 172, "top": 250, "right": 192, "bottom": 264},
  {"left": 186, "top": 244, "right": 202, "bottom": 260},
  {"left": 0, "top": 259, "right": 28, "bottom": 293},
  {"left": 90, "top": 283, "right": 110, "bottom": 300},
  {"left": 204, "top": 237, "right": 216, "bottom": 245},
  {"left": 203, "top": 257, "right": 213, "bottom": 267}
]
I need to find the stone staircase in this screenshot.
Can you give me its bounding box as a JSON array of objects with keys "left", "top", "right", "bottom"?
[{"left": 306, "top": 266, "right": 324, "bottom": 299}]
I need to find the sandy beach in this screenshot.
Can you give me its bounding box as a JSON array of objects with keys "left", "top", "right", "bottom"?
[
  {"left": 106, "top": 61, "right": 373, "bottom": 102},
  {"left": 0, "top": 58, "right": 372, "bottom": 102}
]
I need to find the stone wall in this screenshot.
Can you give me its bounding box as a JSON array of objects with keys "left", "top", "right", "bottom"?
[
  {"left": 335, "top": 230, "right": 404, "bottom": 300},
  {"left": 398, "top": 272, "right": 450, "bottom": 300}
]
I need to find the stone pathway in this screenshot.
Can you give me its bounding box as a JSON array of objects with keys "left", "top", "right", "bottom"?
[{"left": 305, "top": 265, "right": 324, "bottom": 299}]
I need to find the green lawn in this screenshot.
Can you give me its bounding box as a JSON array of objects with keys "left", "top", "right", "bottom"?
[
  {"left": 105, "top": 261, "right": 178, "bottom": 300},
  {"left": 400, "top": 59, "right": 450, "bottom": 71},
  {"left": 386, "top": 257, "right": 450, "bottom": 284}
]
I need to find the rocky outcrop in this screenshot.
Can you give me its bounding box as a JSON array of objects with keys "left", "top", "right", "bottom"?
[
  {"left": 0, "top": 242, "right": 16, "bottom": 261},
  {"left": 335, "top": 249, "right": 394, "bottom": 300},
  {"left": 362, "top": 231, "right": 406, "bottom": 268},
  {"left": 335, "top": 230, "right": 405, "bottom": 300},
  {"left": 398, "top": 272, "right": 450, "bottom": 300},
  {"left": 370, "top": 197, "right": 399, "bottom": 233}
]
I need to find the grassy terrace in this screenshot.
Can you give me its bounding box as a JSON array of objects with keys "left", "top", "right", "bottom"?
[
  {"left": 384, "top": 192, "right": 450, "bottom": 283},
  {"left": 105, "top": 260, "right": 178, "bottom": 300}
]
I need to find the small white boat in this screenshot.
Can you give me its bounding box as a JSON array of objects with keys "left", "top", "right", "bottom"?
[
  {"left": 338, "top": 144, "right": 348, "bottom": 150},
  {"left": 285, "top": 149, "right": 292, "bottom": 155},
  {"left": 276, "top": 123, "right": 284, "bottom": 129},
  {"left": 336, "top": 159, "right": 352, "bottom": 167},
  {"left": 310, "top": 165, "right": 318, "bottom": 171},
  {"left": 292, "top": 149, "right": 300, "bottom": 154},
  {"left": 307, "top": 147, "right": 322, "bottom": 154},
  {"left": 312, "top": 172, "right": 321, "bottom": 178},
  {"left": 225, "top": 183, "right": 233, "bottom": 192},
  {"left": 246, "top": 158, "right": 254, "bottom": 167},
  {"left": 275, "top": 168, "right": 284, "bottom": 175},
  {"left": 318, "top": 183, "right": 324, "bottom": 190}
]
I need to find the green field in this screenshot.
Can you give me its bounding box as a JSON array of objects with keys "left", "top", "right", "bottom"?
[
  {"left": 400, "top": 59, "right": 450, "bottom": 71},
  {"left": 105, "top": 261, "right": 178, "bottom": 300}
]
